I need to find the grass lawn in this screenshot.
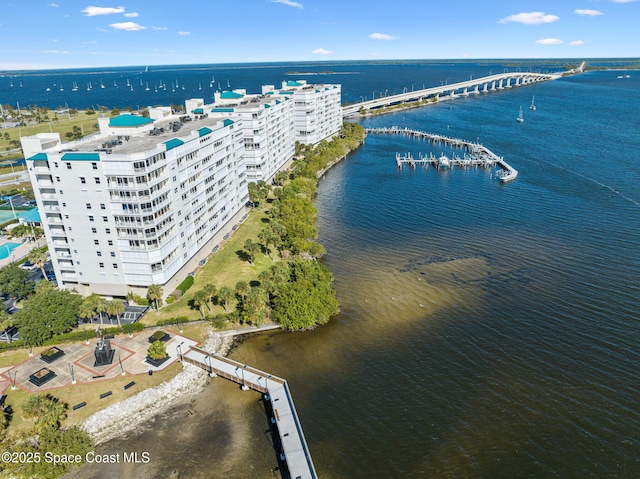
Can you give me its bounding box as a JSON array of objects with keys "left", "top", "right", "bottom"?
[
  {"left": 144, "top": 207, "right": 279, "bottom": 325},
  {"left": 2, "top": 361, "right": 183, "bottom": 436}
]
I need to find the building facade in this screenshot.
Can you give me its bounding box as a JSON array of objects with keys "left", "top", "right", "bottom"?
[{"left": 21, "top": 79, "right": 342, "bottom": 298}]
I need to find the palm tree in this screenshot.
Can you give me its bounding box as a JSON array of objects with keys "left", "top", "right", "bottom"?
[
  {"left": 147, "top": 284, "right": 163, "bottom": 311},
  {"left": 22, "top": 394, "right": 67, "bottom": 431},
  {"left": 78, "top": 296, "right": 97, "bottom": 324},
  {"left": 235, "top": 280, "right": 250, "bottom": 302},
  {"left": 192, "top": 290, "right": 208, "bottom": 319},
  {"left": 94, "top": 296, "right": 107, "bottom": 326},
  {"left": 217, "top": 286, "right": 233, "bottom": 312},
  {"left": 106, "top": 299, "right": 125, "bottom": 327},
  {"left": 148, "top": 340, "right": 167, "bottom": 360},
  {"left": 202, "top": 283, "right": 217, "bottom": 311},
  {"left": 28, "top": 246, "right": 48, "bottom": 281},
  {"left": 243, "top": 239, "right": 260, "bottom": 265}
]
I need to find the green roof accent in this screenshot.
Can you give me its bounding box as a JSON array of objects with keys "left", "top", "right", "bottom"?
[
  {"left": 265, "top": 91, "right": 274, "bottom": 95},
  {"left": 164, "top": 138, "right": 184, "bottom": 151},
  {"left": 220, "top": 91, "right": 243, "bottom": 99},
  {"left": 192, "top": 108, "right": 204, "bottom": 114},
  {"left": 109, "top": 115, "right": 153, "bottom": 128},
  {"left": 27, "top": 153, "right": 48, "bottom": 161},
  {"left": 61, "top": 153, "right": 101, "bottom": 161},
  {"left": 264, "top": 104, "right": 271, "bottom": 109},
  {"left": 286, "top": 81, "right": 303, "bottom": 87},
  {"left": 198, "top": 127, "right": 212, "bottom": 137},
  {"left": 279, "top": 91, "right": 293, "bottom": 95},
  {"left": 222, "top": 119, "right": 234, "bottom": 127},
  {"left": 210, "top": 107, "right": 234, "bottom": 113},
  {"left": 275, "top": 100, "right": 281, "bottom": 105}
]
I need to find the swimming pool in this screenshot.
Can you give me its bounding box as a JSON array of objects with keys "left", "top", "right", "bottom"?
[{"left": 0, "top": 242, "right": 21, "bottom": 260}]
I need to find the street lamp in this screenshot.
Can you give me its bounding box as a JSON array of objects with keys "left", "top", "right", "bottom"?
[
  {"left": 265, "top": 374, "right": 272, "bottom": 400},
  {"left": 411, "top": 83, "right": 415, "bottom": 91},
  {"left": 27, "top": 340, "right": 32, "bottom": 357},
  {"left": 11, "top": 371, "right": 16, "bottom": 390},
  {"left": 176, "top": 341, "right": 184, "bottom": 362},
  {"left": 403, "top": 87, "right": 407, "bottom": 94},
  {"left": 118, "top": 354, "right": 125, "bottom": 375},
  {"left": 204, "top": 354, "right": 216, "bottom": 377},
  {"left": 241, "top": 365, "right": 249, "bottom": 391},
  {"left": 69, "top": 362, "right": 76, "bottom": 384}
]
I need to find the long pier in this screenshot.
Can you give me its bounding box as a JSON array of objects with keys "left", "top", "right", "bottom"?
[
  {"left": 343, "top": 71, "right": 560, "bottom": 117},
  {"left": 182, "top": 346, "right": 318, "bottom": 479},
  {"left": 366, "top": 127, "right": 517, "bottom": 183}
]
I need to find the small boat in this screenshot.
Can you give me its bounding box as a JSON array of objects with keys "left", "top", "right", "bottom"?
[
  {"left": 100, "top": 79, "right": 105, "bottom": 89},
  {"left": 438, "top": 155, "right": 450, "bottom": 169},
  {"left": 71, "top": 82, "right": 78, "bottom": 92},
  {"left": 145, "top": 82, "right": 150, "bottom": 91},
  {"left": 516, "top": 105, "right": 524, "bottom": 123},
  {"left": 529, "top": 96, "right": 536, "bottom": 111}
]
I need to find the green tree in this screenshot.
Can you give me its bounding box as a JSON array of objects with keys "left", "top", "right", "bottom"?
[
  {"left": 14, "top": 288, "right": 82, "bottom": 345},
  {"left": 106, "top": 299, "right": 125, "bottom": 327},
  {"left": 242, "top": 287, "right": 268, "bottom": 326},
  {"left": 217, "top": 286, "right": 233, "bottom": 312},
  {"left": 234, "top": 280, "right": 250, "bottom": 302},
  {"left": 243, "top": 239, "right": 260, "bottom": 266},
  {"left": 78, "top": 295, "right": 97, "bottom": 324},
  {"left": 93, "top": 295, "right": 108, "bottom": 326},
  {"left": 148, "top": 340, "right": 167, "bottom": 360},
  {"left": 0, "top": 264, "right": 34, "bottom": 300},
  {"left": 192, "top": 290, "right": 209, "bottom": 319},
  {"left": 202, "top": 283, "right": 217, "bottom": 311},
  {"left": 147, "top": 284, "right": 163, "bottom": 311},
  {"left": 21, "top": 394, "right": 67, "bottom": 431}
]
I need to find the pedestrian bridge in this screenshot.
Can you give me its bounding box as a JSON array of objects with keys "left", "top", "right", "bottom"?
[
  {"left": 343, "top": 71, "right": 561, "bottom": 117},
  {"left": 182, "top": 346, "right": 318, "bottom": 479}
]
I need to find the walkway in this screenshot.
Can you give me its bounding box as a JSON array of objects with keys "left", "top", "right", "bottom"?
[
  {"left": 343, "top": 71, "right": 561, "bottom": 117},
  {"left": 183, "top": 346, "right": 318, "bottom": 479}
]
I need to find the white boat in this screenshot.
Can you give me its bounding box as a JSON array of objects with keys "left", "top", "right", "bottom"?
[
  {"left": 71, "top": 82, "right": 78, "bottom": 92},
  {"left": 529, "top": 96, "right": 536, "bottom": 111},
  {"left": 100, "top": 79, "right": 105, "bottom": 89},
  {"left": 438, "top": 155, "right": 450, "bottom": 168},
  {"left": 45, "top": 87, "right": 51, "bottom": 92},
  {"left": 145, "top": 82, "right": 150, "bottom": 91},
  {"left": 516, "top": 105, "right": 524, "bottom": 123}
]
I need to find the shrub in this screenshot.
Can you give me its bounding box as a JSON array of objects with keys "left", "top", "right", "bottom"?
[
  {"left": 136, "top": 297, "right": 149, "bottom": 306},
  {"left": 147, "top": 340, "right": 166, "bottom": 360},
  {"left": 176, "top": 275, "right": 194, "bottom": 294},
  {"left": 172, "top": 289, "right": 183, "bottom": 300},
  {"left": 166, "top": 295, "right": 175, "bottom": 304},
  {"left": 151, "top": 330, "right": 166, "bottom": 340}
]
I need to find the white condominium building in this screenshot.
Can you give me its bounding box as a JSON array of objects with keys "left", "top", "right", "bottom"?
[
  {"left": 262, "top": 80, "right": 342, "bottom": 146},
  {"left": 22, "top": 112, "right": 247, "bottom": 297},
  {"left": 20, "top": 79, "right": 343, "bottom": 298}
]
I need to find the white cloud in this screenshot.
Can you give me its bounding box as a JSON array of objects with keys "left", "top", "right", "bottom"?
[
  {"left": 178, "top": 31, "right": 191, "bottom": 36},
  {"left": 610, "top": 0, "right": 639, "bottom": 3},
  {"left": 574, "top": 9, "right": 603, "bottom": 16},
  {"left": 43, "top": 50, "right": 69, "bottom": 54},
  {"left": 152, "top": 26, "right": 168, "bottom": 30},
  {"left": 570, "top": 40, "right": 585, "bottom": 46},
  {"left": 369, "top": 32, "right": 399, "bottom": 40},
  {"left": 499, "top": 12, "right": 559, "bottom": 25},
  {"left": 109, "top": 22, "right": 146, "bottom": 31},
  {"left": 47, "top": 3, "right": 59, "bottom": 7},
  {"left": 124, "top": 12, "right": 139, "bottom": 17},
  {"left": 82, "top": 6, "right": 126, "bottom": 16},
  {"left": 270, "top": 0, "right": 303, "bottom": 8},
  {"left": 312, "top": 48, "right": 332, "bottom": 55},
  {"left": 536, "top": 38, "right": 563, "bottom": 45}
]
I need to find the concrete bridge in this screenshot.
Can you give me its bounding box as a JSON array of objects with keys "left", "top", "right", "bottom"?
[{"left": 343, "top": 71, "right": 561, "bottom": 117}]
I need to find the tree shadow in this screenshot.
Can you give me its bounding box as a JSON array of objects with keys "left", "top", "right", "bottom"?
[{"left": 235, "top": 250, "right": 251, "bottom": 263}]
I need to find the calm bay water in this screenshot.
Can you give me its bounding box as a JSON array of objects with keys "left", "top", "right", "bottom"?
[{"left": 12, "top": 60, "right": 638, "bottom": 478}]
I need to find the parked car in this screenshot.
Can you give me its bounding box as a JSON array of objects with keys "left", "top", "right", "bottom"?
[
  {"left": 198, "top": 258, "right": 207, "bottom": 267},
  {"left": 212, "top": 245, "right": 220, "bottom": 253},
  {"left": 19, "top": 261, "right": 36, "bottom": 271}
]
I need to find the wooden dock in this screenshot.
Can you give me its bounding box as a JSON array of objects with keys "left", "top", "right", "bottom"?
[
  {"left": 366, "top": 127, "right": 518, "bottom": 183},
  {"left": 182, "top": 346, "right": 318, "bottom": 479}
]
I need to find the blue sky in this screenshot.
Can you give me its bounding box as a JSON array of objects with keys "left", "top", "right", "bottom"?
[{"left": 1, "top": 0, "right": 638, "bottom": 70}]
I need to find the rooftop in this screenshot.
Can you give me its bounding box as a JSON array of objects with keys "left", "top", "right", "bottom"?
[{"left": 109, "top": 114, "right": 154, "bottom": 128}]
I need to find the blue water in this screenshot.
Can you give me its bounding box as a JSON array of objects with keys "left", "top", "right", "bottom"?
[
  {"left": 0, "top": 242, "right": 20, "bottom": 259},
  {"left": 10, "top": 60, "right": 640, "bottom": 478}
]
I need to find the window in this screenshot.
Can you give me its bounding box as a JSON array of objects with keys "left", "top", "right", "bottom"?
[
  {"left": 108, "top": 240, "right": 113, "bottom": 246},
  {"left": 110, "top": 252, "right": 115, "bottom": 257},
  {"left": 92, "top": 162, "right": 98, "bottom": 170},
  {"left": 94, "top": 240, "right": 99, "bottom": 245},
  {"left": 99, "top": 262, "right": 104, "bottom": 268},
  {"left": 94, "top": 177, "right": 101, "bottom": 184},
  {"left": 86, "top": 203, "right": 91, "bottom": 209},
  {"left": 102, "top": 216, "right": 108, "bottom": 222},
  {"left": 105, "top": 228, "right": 111, "bottom": 234},
  {"left": 66, "top": 163, "right": 72, "bottom": 170},
  {"left": 113, "top": 263, "right": 118, "bottom": 269},
  {"left": 91, "top": 228, "right": 97, "bottom": 233},
  {"left": 100, "top": 203, "right": 106, "bottom": 210},
  {"left": 88, "top": 215, "right": 94, "bottom": 222},
  {"left": 62, "top": 202, "right": 66, "bottom": 207},
  {"left": 55, "top": 176, "right": 60, "bottom": 182},
  {"left": 97, "top": 251, "right": 102, "bottom": 257},
  {"left": 80, "top": 177, "right": 86, "bottom": 184}
]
